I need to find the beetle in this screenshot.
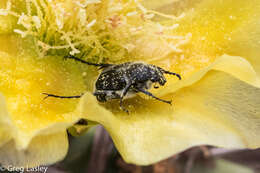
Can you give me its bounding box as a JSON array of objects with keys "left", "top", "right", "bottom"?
[{"left": 43, "top": 55, "right": 181, "bottom": 113}]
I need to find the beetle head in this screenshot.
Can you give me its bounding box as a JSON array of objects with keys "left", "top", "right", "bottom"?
[{"left": 150, "top": 67, "right": 167, "bottom": 86}]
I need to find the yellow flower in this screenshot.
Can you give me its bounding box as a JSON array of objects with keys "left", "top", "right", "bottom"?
[{"left": 0, "top": 0, "right": 259, "bottom": 167}]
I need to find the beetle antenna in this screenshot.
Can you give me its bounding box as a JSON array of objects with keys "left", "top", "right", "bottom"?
[
  {"left": 64, "top": 55, "right": 113, "bottom": 68},
  {"left": 42, "top": 93, "right": 83, "bottom": 99},
  {"left": 161, "top": 70, "right": 181, "bottom": 80}
]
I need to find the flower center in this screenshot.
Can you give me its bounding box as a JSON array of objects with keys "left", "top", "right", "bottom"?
[{"left": 0, "top": 0, "right": 216, "bottom": 78}]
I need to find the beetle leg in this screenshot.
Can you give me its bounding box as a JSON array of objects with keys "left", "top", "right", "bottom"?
[
  {"left": 42, "top": 93, "right": 84, "bottom": 100},
  {"left": 64, "top": 55, "right": 113, "bottom": 68},
  {"left": 119, "top": 82, "right": 132, "bottom": 114},
  {"left": 136, "top": 88, "right": 172, "bottom": 105},
  {"left": 120, "top": 101, "right": 129, "bottom": 114}
]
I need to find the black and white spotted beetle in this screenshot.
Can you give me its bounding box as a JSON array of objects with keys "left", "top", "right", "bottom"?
[{"left": 43, "top": 56, "right": 181, "bottom": 113}]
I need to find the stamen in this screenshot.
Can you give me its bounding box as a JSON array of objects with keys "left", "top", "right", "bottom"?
[{"left": 87, "top": 19, "right": 97, "bottom": 28}]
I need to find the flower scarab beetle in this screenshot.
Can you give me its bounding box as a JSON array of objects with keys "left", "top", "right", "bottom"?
[{"left": 43, "top": 56, "right": 181, "bottom": 113}]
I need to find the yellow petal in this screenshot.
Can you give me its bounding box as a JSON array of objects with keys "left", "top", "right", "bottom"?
[
  {"left": 0, "top": 94, "right": 12, "bottom": 148},
  {"left": 77, "top": 70, "right": 260, "bottom": 165},
  {"left": 156, "top": 55, "right": 260, "bottom": 97},
  {"left": 226, "top": 13, "right": 260, "bottom": 78},
  {"left": 149, "top": 0, "right": 260, "bottom": 83},
  {"left": 175, "top": 0, "right": 260, "bottom": 55},
  {"left": 213, "top": 55, "right": 260, "bottom": 88},
  {"left": 0, "top": 35, "right": 85, "bottom": 163},
  {"left": 0, "top": 132, "right": 68, "bottom": 167}
]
